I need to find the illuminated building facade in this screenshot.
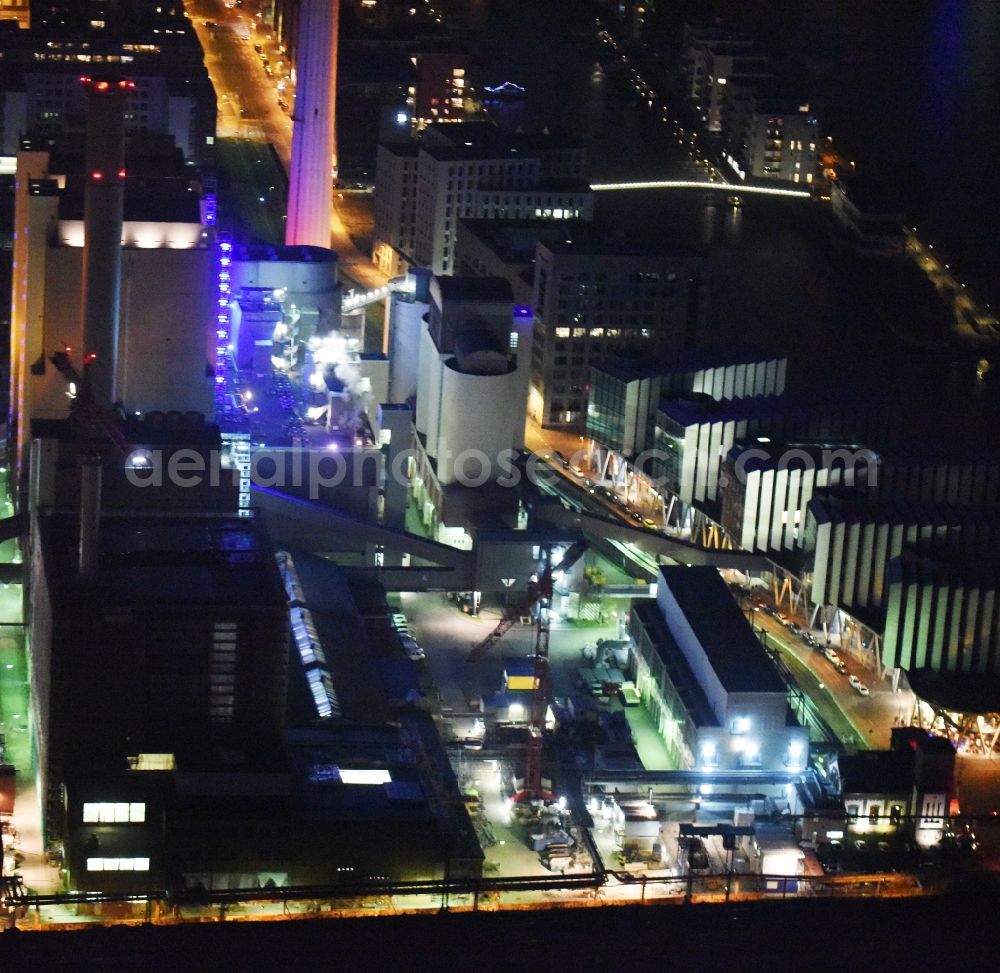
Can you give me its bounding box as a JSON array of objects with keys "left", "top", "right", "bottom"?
[
  {"left": 373, "top": 122, "right": 591, "bottom": 277},
  {"left": 411, "top": 50, "right": 467, "bottom": 126},
  {"left": 8, "top": 139, "right": 216, "bottom": 488},
  {"left": 629, "top": 566, "right": 808, "bottom": 772},
  {"left": 531, "top": 236, "right": 704, "bottom": 429},
  {"left": 742, "top": 100, "right": 820, "bottom": 186},
  {"left": 719, "top": 441, "right": 877, "bottom": 554},
  {"left": 0, "top": 0, "right": 29, "bottom": 27},
  {"left": 285, "top": 0, "right": 339, "bottom": 248}
]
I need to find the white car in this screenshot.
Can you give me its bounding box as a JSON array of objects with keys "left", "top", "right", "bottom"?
[
  {"left": 400, "top": 634, "right": 425, "bottom": 661},
  {"left": 823, "top": 647, "right": 841, "bottom": 665},
  {"left": 848, "top": 675, "right": 870, "bottom": 696}
]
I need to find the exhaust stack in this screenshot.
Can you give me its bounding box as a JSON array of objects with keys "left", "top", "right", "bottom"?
[
  {"left": 80, "top": 75, "right": 132, "bottom": 406},
  {"left": 285, "top": 0, "right": 339, "bottom": 248}
]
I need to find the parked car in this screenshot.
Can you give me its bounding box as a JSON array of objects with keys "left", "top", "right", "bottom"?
[
  {"left": 400, "top": 634, "right": 425, "bottom": 661},
  {"left": 848, "top": 675, "right": 870, "bottom": 696}
]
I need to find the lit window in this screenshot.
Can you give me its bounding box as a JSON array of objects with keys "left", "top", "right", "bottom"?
[
  {"left": 869, "top": 805, "right": 880, "bottom": 824},
  {"left": 555, "top": 328, "right": 570, "bottom": 338},
  {"left": 83, "top": 802, "right": 146, "bottom": 823},
  {"left": 129, "top": 754, "right": 175, "bottom": 771},
  {"left": 87, "top": 857, "right": 150, "bottom": 872}
]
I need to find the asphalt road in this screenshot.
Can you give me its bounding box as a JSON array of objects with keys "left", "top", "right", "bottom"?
[{"left": 185, "top": 0, "right": 388, "bottom": 289}]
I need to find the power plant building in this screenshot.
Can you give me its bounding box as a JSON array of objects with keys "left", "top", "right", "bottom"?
[
  {"left": 9, "top": 134, "right": 216, "bottom": 488},
  {"left": 628, "top": 566, "right": 808, "bottom": 772},
  {"left": 414, "top": 276, "right": 532, "bottom": 487}
]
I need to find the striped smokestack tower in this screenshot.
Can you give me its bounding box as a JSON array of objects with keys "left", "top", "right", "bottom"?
[
  {"left": 80, "top": 75, "right": 132, "bottom": 405},
  {"left": 285, "top": 0, "right": 339, "bottom": 248}
]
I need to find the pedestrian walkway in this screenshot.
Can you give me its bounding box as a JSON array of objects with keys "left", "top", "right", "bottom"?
[{"left": 624, "top": 705, "right": 675, "bottom": 771}]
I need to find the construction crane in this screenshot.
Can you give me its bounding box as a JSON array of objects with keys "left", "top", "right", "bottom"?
[
  {"left": 515, "top": 548, "right": 554, "bottom": 802},
  {"left": 466, "top": 539, "right": 588, "bottom": 662}
]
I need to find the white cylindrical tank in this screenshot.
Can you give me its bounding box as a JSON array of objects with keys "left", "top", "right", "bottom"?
[
  {"left": 436, "top": 359, "right": 522, "bottom": 485},
  {"left": 389, "top": 296, "right": 427, "bottom": 405}
]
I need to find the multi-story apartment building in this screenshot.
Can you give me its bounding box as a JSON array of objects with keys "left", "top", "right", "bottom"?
[{"left": 727, "top": 99, "right": 821, "bottom": 186}]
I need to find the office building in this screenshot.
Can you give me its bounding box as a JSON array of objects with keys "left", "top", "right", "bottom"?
[
  {"left": 373, "top": 122, "right": 591, "bottom": 277},
  {"left": 0, "top": 1, "right": 214, "bottom": 163},
  {"left": 680, "top": 23, "right": 754, "bottom": 108},
  {"left": 530, "top": 234, "right": 705, "bottom": 429},
  {"left": 726, "top": 99, "right": 821, "bottom": 187},
  {"left": 650, "top": 391, "right": 894, "bottom": 507},
  {"left": 587, "top": 348, "right": 787, "bottom": 462},
  {"left": 628, "top": 566, "right": 808, "bottom": 772},
  {"left": 455, "top": 218, "right": 575, "bottom": 307},
  {"left": 411, "top": 49, "right": 467, "bottom": 126},
  {"left": 808, "top": 493, "right": 1000, "bottom": 619},
  {"left": 372, "top": 141, "right": 419, "bottom": 276},
  {"left": 882, "top": 552, "right": 1000, "bottom": 678},
  {"left": 702, "top": 46, "right": 772, "bottom": 134}
]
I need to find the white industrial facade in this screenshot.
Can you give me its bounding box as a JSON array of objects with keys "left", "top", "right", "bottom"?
[
  {"left": 883, "top": 553, "right": 1000, "bottom": 676},
  {"left": 629, "top": 567, "right": 808, "bottom": 773},
  {"left": 413, "top": 277, "right": 532, "bottom": 487},
  {"left": 9, "top": 150, "right": 215, "bottom": 478},
  {"left": 720, "top": 442, "right": 877, "bottom": 554},
  {"left": 808, "top": 495, "right": 1000, "bottom": 616}
]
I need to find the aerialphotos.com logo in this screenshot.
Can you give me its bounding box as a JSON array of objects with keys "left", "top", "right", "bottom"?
[{"left": 123, "top": 443, "right": 880, "bottom": 499}]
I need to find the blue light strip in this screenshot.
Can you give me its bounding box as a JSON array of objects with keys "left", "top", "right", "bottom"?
[{"left": 215, "top": 233, "right": 233, "bottom": 411}]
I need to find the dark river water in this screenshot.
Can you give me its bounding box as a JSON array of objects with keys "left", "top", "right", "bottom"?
[
  {"left": 459, "top": 0, "right": 1000, "bottom": 445},
  {"left": 466, "top": 0, "right": 999, "bottom": 312}
]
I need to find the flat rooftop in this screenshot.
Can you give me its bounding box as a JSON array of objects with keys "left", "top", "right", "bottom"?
[
  {"left": 58, "top": 176, "right": 203, "bottom": 224},
  {"left": 659, "top": 566, "right": 787, "bottom": 695},
  {"left": 40, "top": 510, "right": 282, "bottom": 607}
]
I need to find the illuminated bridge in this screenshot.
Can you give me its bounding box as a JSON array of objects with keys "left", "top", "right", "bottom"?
[{"left": 590, "top": 179, "right": 812, "bottom": 199}]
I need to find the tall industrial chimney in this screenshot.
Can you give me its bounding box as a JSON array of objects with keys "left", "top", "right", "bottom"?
[
  {"left": 80, "top": 75, "right": 131, "bottom": 406},
  {"left": 285, "top": 0, "right": 339, "bottom": 248}
]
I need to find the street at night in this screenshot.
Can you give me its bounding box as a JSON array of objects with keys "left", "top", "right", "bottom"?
[{"left": 1, "top": 0, "right": 1000, "bottom": 967}]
